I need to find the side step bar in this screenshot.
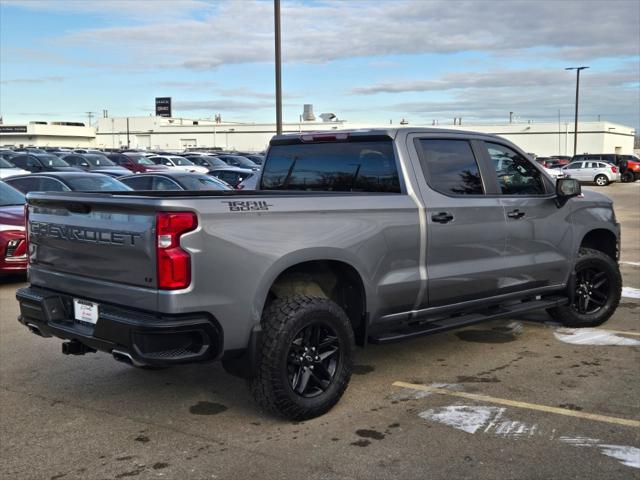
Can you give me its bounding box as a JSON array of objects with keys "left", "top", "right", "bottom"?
[{"left": 368, "top": 296, "right": 568, "bottom": 344}]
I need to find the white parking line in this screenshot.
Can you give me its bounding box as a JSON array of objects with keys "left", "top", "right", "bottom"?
[
  {"left": 622, "top": 287, "right": 640, "bottom": 299},
  {"left": 392, "top": 382, "right": 640, "bottom": 427}
]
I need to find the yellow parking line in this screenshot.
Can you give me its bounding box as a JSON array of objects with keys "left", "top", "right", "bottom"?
[
  {"left": 392, "top": 381, "right": 640, "bottom": 428},
  {"left": 598, "top": 329, "right": 640, "bottom": 337}
]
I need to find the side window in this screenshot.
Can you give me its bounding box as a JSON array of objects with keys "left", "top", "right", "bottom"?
[
  {"left": 6, "top": 177, "right": 39, "bottom": 193},
  {"left": 10, "top": 155, "right": 28, "bottom": 168},
  {"left": 416, "top": 139, "right": 484, "bottom": 195},
  {"left": 566, "top": 162, "right": 582, "bottom": 169},
  {"left": 27, "top": 156, "right": 41, "bottom": 168},
  {"left": 486, "top": 143, "right": 547, "bottom": 195},
  {"left": 38, "top": 178, "right": 69, "bottom": 192},
  {"left": 64, "top": 156, "right": 78, "bottom": 165},
  {"left": 120, "top": 176, "right": 152, "bottom": 190},
  {"left": 153, "top": 176, "right": 181, "bottom": 190}
]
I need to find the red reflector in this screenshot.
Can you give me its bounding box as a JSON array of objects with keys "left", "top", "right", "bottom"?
[
  {"left": 156, "top": 212, "right": 197, "bottom": 290},
  {"left": 611, "top": 166, "right": 618, "bottom": 173},
  {"left": 12, "top": 239, "right": 27, "bottom": 257}
]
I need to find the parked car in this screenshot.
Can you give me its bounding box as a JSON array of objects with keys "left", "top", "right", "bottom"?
[
  {"left": 0, "top": 182, "right": 28, "bottom": 275},
  {"left": 118, "top": 171, "right": 231, "bottom": 191},
  {"left": 73, "top": 149, "right": 107, "bottom": 155},
  {"left": 149, "top": 155, "right": 209, "bottom": 174},
  {"left": 62, "top": 153, "right": 130, "bottom": 177},
  {"left": 214, "top": 154, "right": 260, "bottom": 171},
  {"left": 5, "top": 172, "right": 131, "bottom": 194},
  {"left": 50, "top": 150, "right": 74, "bottom": 158},
  {"left": 562, "top": 161, "right": 620, "bottom": 186},
  {"left": 185, "top": 155, "right": 254, "bottom": 188},
  {"left": 240, "top": 154, "right": 265, "bottom": 165},
  {"left": 0, "top": 151, "right": 19, "bottom": 163},
  {"left": 9, "top": 152, "right": 81, "bottom": 173},
  {"left": 211, "top": 168, "right": 255, "bottom": 188},
  {"left": 0, "top": 158, "right": 30, "bottom": 179},
  {"left": 572, "top": 154, "right": 640, "bottom": 182},
  {"left": 107, "top": 153, "right": 169, "bottom": 173},
  {"left": 16, "top": 128, "right": 622, "bottom": 420}
]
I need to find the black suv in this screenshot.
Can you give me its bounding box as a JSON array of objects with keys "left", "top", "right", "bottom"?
[{"left": 9, "top": 153, "right": 81, "bottom": 173}]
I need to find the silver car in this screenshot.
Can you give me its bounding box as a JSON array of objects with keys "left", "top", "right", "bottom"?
[{"left": 562, "top": 161, "right": 620, "bottom": 186}]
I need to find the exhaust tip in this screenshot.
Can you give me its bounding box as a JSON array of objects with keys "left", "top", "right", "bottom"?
[{"left": 26, "top": 323, "right": 43, "bottom": 337}]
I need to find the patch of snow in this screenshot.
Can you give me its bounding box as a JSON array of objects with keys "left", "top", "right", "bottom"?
[
  {"left": 622, "top": 287, "right": 640, "bottom": 299},
  {"left": 554, "top": 328, "right": 640, "bottom": 346}
]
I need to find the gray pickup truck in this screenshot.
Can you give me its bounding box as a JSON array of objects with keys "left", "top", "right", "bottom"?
[{"left": 16, "top": 128, "right": 622, "bottom": 419}]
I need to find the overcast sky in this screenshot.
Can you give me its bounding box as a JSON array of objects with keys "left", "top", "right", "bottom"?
[{"left": 1, "top": 0, "right": 638, "bottom": 128}]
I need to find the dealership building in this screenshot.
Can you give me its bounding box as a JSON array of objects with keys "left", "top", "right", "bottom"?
[{"left": 1, "top": 116, "right": 636, "bottom": 157}]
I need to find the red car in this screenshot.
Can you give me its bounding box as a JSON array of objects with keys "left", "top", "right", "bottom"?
[
  {"left": 107, "top": 153, "right": 169, "bottom": 173},
  {"left": 0, "top": 182, "right": 27, "bottom": 274}
]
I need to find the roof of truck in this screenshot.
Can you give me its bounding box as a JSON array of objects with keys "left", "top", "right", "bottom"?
[{"left": 270, "top": 127, "right": 499, "bottom": 142}]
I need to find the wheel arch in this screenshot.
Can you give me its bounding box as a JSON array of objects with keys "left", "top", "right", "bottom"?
[
  {"left": 256, "top": 251, "right": 370, "bottom": 345},
  {"left": 580, "top": 228, "right": 618, "bottom": 260}
]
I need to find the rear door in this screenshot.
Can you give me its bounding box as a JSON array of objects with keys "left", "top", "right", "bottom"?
[
  {"left": 409, "top": 135, "right": 508, "bottom": 307},
  {"left": 480, "top": 141, "right": 573, "bottom": 292}
]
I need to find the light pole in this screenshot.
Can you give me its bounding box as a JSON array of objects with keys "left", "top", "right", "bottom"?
[
  {"left": 565, "top": 66, "right": 589, "bottom": 156},
  {"left": 274, "top": 0, "right": 283, "bottom": 135}
]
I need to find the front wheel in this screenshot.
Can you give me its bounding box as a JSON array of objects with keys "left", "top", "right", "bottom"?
[
  {"left": 621, "top": 172, "right": 634, "bottom": 183},
  {"left": 594, "top": 174, "right": 609, "bottom": 186},
  {"left": 249, "top": 295, "right": 355, "bottom": 420},
  {"left": 547, "top": 248, "right": 621, "bottom": 327}
]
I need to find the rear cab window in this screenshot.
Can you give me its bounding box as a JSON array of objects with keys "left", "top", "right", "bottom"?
[{"left": 261, "top": 135, "right": 401, "bottom": 193}]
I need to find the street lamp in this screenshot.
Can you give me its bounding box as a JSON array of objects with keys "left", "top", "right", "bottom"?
[
  {"left": 565, "top": 66, "right": 589, "bottom": 156},
  {"left": 274, "top": 0, "right": 283, "bottom": 135}
]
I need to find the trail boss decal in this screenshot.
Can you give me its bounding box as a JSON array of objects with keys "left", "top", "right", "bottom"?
[{"left": 222, "top": 201, "right": 273, "bottom": 212}]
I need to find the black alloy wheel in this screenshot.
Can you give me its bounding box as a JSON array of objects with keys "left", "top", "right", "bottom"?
[
  {"left": 287, "top": 323, "right": 340, "bottom": 398},
  {"left": 572, "top": 266, "right": 611, "bottom": 314}
]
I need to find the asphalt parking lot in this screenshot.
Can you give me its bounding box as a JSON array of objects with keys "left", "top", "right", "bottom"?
[{"left": 1, "top": 183, "right": 639, "bottom": 480}]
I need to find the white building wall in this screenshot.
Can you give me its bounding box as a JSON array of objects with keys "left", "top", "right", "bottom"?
[
  {"left": 94, "top": 117, "right": 636, "bottom": 156},
  {"left": 0, "top": 123, "right": 96, "bottom": 147}
]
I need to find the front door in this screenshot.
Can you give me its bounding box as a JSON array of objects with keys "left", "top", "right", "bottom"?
[
  {"left": 410, "top": 136, "right": 508, "bottom": 308},
  {"left": 481, "top": 141, "right": 573, "bottom": 292}
]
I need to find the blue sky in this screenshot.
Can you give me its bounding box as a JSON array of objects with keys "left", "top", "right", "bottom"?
[{"left": 1, "top": 0, "right": 638, "bottom": 128}]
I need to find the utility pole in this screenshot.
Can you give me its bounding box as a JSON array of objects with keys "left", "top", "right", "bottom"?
[
  {"left": 85, "top": 111, "right": 94, "bottom": 126},
  {"left": 565, "top": 66, "right": 589, "bottom": 156},
  {"left": 274, "top": 0, "right": 283, "bottom": 135}
]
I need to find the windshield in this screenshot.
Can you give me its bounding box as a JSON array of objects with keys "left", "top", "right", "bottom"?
[
  {"left": 64, "top": 175, "right": 131, "bottom": 191},
  {"left": 125, "top": 155, "right": 154, "bottom": 165},
  {"left": 224, "top": 155, "right": 258, "bottom": 168},
  {"left": 200, "top": 156, "right": 227, "bottom": 167},
  {"left": 178, "top": 175, "right": 231, "bottom": 191},
  {"left": 0, "top": 158, "right": 16, "bottom": 168},
  {"left": 39, "top": 154, "right": 70, "bottom": 167},
  {"left": 0, "top": 182, "right": 26, "bottom": 206},
  {"left": 85, "top": 154, "right": 116, "bottom": 167},
  {"left": 170, "top": 157, "right": 196, "bottom": 166}
]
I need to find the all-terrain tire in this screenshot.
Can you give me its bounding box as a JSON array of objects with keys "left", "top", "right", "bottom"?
[
  {"left": 249, "top": 295, "right": 354, "bottom": 420},
  {"left": 547, "top": 248, "right": 621, "bottom": 327}
]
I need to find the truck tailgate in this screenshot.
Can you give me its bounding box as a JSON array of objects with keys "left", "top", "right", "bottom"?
[{"left": 28, "top": 197, "right": 157, "bottom": 288}]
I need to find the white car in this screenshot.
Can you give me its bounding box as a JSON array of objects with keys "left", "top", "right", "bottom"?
[
  {"left": 543, "top": 167, "right": 565, "bottom": 179},
  {"left": 0, "top": 158, "right": 30, "bottom": 179},
  {"left": 562, "top": 161, "right": 621, "bottom": 186},
  {"left": 148, "top": 155, "right": 209, "bottom": 174}
]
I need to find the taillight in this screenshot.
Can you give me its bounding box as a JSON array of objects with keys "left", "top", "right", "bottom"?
[
  {"left": 300, "top": 132, "right": 349, "bottom": 142},
  {"left": 611, "top": 166, "right": 618, "bottom": 173},
  {"left": 156, "top": 212, "right": 197, "bottom": 290}
]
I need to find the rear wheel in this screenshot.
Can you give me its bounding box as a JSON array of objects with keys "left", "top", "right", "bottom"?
[
  {"left": 594, "top": 174, "right": 609, "bottom": 186},
  {"left": 621, "top": 171, "right": 634, "bottom": 183},
  {"left": 249, "top": 295, "right": 354, "bottom": 420},
  {"left": 547, "top": 248, "right": 621, "bottom": 327}
]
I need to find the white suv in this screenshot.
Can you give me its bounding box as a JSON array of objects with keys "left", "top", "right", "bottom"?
[{"left": 562, "top": 161, "right": 620, "bottom": 186}]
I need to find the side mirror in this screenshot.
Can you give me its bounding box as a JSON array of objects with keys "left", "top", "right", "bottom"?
[{"left": 556, "top": 178, "right": 581, "bottom": 207}]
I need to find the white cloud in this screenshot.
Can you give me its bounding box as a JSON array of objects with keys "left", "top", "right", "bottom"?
[{"left": 28, "top": 0, "right": 639, "bottom": 70}]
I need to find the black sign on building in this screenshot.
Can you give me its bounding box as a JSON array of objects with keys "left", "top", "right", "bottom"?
[
  {"left": 0, "top": 125, "right": 28, "bottom": 133},
  {"left": 155, "top": 97, "right": 172, "bottom": 117}
]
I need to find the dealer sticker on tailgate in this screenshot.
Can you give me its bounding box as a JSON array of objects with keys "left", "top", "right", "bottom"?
[{"left": 73, "top": 299, "right": 99, "bottom": 324}]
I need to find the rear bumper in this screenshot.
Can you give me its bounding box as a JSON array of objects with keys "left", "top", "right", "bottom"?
[{"left": 16, "top": 285, "right": 223, "bottom": 367}]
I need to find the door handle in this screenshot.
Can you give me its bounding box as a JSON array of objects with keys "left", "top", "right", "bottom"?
[
  {"left": 431, "top": 212, "right": 454, "bottom": 224},
  {"left": 507, "top": 209, "right": 526, "bottom": 219}
]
